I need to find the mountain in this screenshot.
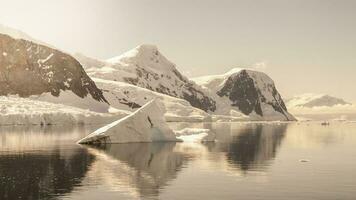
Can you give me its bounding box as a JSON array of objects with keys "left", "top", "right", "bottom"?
[
  {"left": 286, "top": 93, "right": 351, "bottom": 108},
  {"left": 193, "top": 68, "right": 295, "bottom": 121},
  {"left": 75, "top": 44, "right": 216, "bottom": 112},
  {"left": 0, "top": 33, "right": 109, "bottom": 112}
]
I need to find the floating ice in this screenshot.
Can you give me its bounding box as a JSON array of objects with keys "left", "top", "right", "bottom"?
[
  {"left": 175, "top": 128, "right": 216, "bottom": 143},
  {"left": 78, "top": 99, "right": 179, "bottom": 144}
]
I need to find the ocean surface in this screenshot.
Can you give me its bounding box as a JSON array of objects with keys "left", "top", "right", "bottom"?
[{"left": 1, "top": 122, "right": 356, "bottom": 200}]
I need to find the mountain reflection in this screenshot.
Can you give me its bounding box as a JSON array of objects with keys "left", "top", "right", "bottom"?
[
  {"left": 0, "top": 148, "right": 94, "bottom": 200},
  {"left": 214, "top": 123, "right": 288, "bottom": 171},
  {"left": 197, "top": 123, "right": 288, "bottom": 172},
  {"left": 85, "top": 143, "right": 190, "bottom": 198}
]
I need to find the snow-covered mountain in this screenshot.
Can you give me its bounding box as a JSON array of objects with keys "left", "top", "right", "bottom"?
[
  {"left": 286, "top": 93, "right": 351, "bottom": 108},
  {"left": 0, "top": 33, "right": 109, "bottom": 112},
  {"left": 193, "top": 68, "right": 295, "bottom": 121},
  {"left": 75, "top": 44, "right": 216, "bottom": 112}
]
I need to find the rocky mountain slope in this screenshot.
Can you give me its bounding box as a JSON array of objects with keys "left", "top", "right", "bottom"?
[
  {"left": 75, "top": 45, "right": 216, "bottom": 112},
  {"left": 193, "top": 68, "right": 295, "bottom": 121},
  {"left": 0, "top": 33, "right": 109, "bottom": 112}
]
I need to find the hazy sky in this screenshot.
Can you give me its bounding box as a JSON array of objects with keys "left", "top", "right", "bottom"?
[{"left": 0, "top": 0, "right": 355, "bottom": 100}]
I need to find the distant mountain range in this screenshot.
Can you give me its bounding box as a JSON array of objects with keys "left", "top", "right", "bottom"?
[{"left": 286, "top": 94, "right": 351, "bottom": 109}]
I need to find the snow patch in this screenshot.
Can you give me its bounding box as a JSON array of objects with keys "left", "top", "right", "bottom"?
[{"left": 29, "top": 90, "right": 110, "bottom": 113}]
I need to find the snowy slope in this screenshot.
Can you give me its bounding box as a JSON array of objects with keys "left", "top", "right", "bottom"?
[
  {"left": 0, "top": 33, "right": 109, "bottom": 112},
  {"left": 78, "top": 99, "right": 179, "bottom": 144},
  {"left": 286, "top": 93, "right": 351, "bottom": 108},
  {"left": 193, "top": 68, "right": 295, "bottom": 121},
  {"left": 0, "top": 96, "right": 127, "bottom": 125},
  {"left": 75, "top": 45, "right": 216, "bottom": 112},
  {"left": 93, "top": 78, "right": 211, "bottom": 122}
]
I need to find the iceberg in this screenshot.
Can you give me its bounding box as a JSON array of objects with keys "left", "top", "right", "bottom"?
[{"left": 78, "top": 99, "right": 179, "bottom": 144}]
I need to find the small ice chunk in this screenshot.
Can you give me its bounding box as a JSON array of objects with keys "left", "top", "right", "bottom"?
[{"left": 175, "top": 128, "right": 216, "bottom": 143}]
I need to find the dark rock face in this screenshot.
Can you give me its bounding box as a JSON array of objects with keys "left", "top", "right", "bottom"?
[
  {"left": 217, "top": 70, "right": 289, "bottom": 119},
  {"left": 182, "top": 83, "right": 216, "bottom": 112},
  {"left": 0, "top": 34, "right": 107, "bottom": 103}
]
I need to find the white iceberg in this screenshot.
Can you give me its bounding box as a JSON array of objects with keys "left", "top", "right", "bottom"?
[
  {"left": 78, "top": 99, "right": 179, "bottom": 144},
  {"left": 175, "top": 128, "right": 216, "bottom": 143}
]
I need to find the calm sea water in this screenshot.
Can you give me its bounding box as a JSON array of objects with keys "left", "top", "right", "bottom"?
[{"left": 1, "top": 122, "right": 356, "bottom": 200}]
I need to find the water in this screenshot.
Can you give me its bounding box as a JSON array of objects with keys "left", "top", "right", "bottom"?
[{"left": 1, "top": 122, "right": 356, "bottom": 200}]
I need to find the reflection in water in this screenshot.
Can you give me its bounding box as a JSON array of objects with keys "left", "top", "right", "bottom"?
[
  {"left": 2, "top": 122, "right": 356, "bottom": 200},
  {"left": 0, "top": 125, "right": 97, "bottom": 200},
  {"left": 0, "top": 125, "right": 98, "bottom": 152},
  {"left": 85, "top": 143, "right": 191, "bottom": 198},
  {"left": 0, "top": 148, "right": 94, "bottom": 200},
  {"left": 222, "top": 124, "right": 287, "bottom": 171}
]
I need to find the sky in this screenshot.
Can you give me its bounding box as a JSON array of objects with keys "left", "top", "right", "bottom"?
[{"left": 0, "top": 0, "right": 355, "bottom": 101}]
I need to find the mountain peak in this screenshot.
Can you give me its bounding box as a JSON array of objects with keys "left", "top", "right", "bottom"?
[
  {"left": 224, "top": 68, "right": 244, "bottom": 76},
  {"left": 106, "top": 44, "right": 177, "bottom": 72},
  {"left": 136, "top": 44, "right": 158, "bottom": 52},
  {"left": 106, "top": 44, "right": 160, "bottom": 64}
]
